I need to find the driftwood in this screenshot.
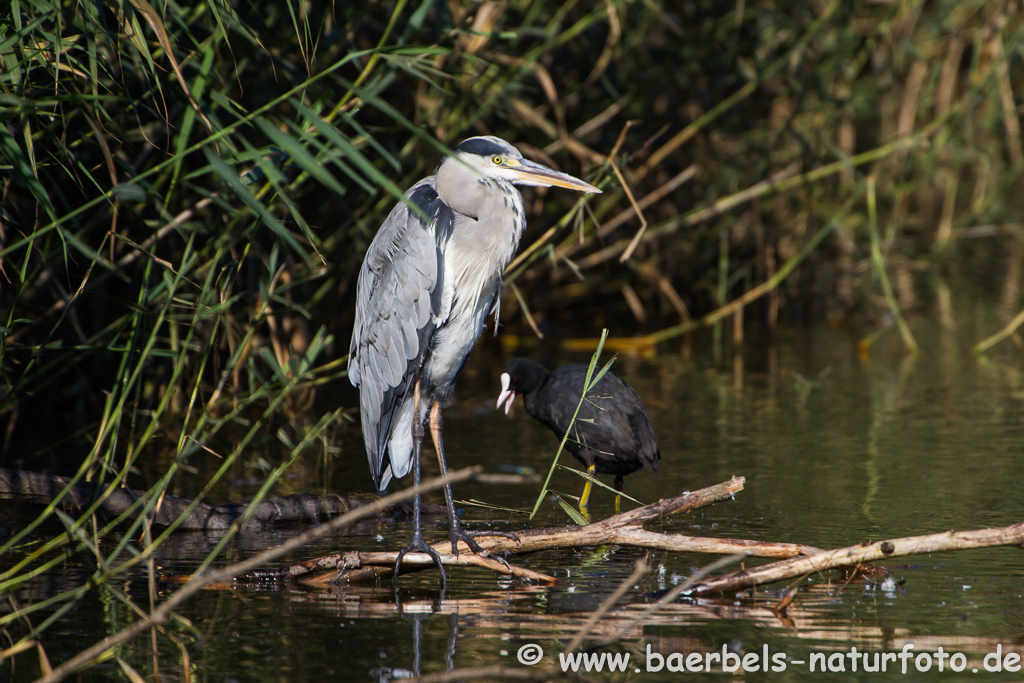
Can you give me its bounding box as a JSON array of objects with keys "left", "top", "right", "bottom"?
[
  {"left": 0, "top": 467, "right": 443, "bottom": 531},
  {"left": 687, "top": 521, "right": 1024, "bottom": 595},
  {"left": 293, "top": 474, "right": 1024, "bottom": 596},
  {"left": 298, "top": 476, "right": 765, "bottom": 585}
]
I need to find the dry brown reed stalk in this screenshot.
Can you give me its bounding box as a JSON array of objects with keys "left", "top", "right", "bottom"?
[
  {"left": 644, "top": 192, "right": 860, "bottom": 344},
  {"left": 572, "top": 134, "right": 930, "bottom": 272},
  {"left": 597, "top": 166, "right": 698, "bottom": 243},
  {"left": 543, "top": 98, "right": 631, "bottom": 157},
  {"left": 605, "top": 120, "right": 649, "bottom": 263},
  {"left": 509, "top": 282, "right": 546, "bottom": 340},
  {"left": 991, "top": 33, "right": 1023, "bottom": 167}
]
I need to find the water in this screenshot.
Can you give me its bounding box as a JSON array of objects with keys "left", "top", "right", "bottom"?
[{"left": 4, "top": 311, "right": 1024, "bottom": 681}]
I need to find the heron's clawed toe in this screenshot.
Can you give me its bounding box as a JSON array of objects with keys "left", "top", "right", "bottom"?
[
  {"left": 447, "top": 521, "right": 520, "bottom": 558},
  {"left": 484, "top": 551, "right": 514, "bottom": 570},
  {"left": 394, "top": 531, "right": 447, "bottom": 587}
]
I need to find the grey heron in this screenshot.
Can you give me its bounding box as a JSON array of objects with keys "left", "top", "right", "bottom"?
[
  {"left": 496, "top": 358, "right": 660, "bottom": 515},
  {"left": 349, "top": 136, "right": 600, "bottom": 580}
]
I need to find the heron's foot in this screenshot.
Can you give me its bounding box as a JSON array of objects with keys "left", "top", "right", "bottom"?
[
  {"left": 447, "top": 521, "right": 520, "bottom": 561},
  {"left": 394, "top": 531, "right": 447, "bottom": 586}
]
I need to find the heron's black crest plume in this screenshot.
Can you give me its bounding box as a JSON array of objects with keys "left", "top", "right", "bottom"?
[{"left": 451, "top": 137, "right": 513, "bottom": 157}]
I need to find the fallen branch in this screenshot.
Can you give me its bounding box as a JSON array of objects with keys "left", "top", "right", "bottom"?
[
  {"left": 298, "top": 549, "right": 556, "bottom": 583},
  {"left": 299, "top": 476, "right": 759, "bottom": 585},
  {"left": 600, "top": 528, "right": 820, "bottom": 558},
  {"left": 688, "top": 521, "right": 1024, "bottom": 595},
  {"left": 0, "top": 467, "right": 441, "bottom": 530}
]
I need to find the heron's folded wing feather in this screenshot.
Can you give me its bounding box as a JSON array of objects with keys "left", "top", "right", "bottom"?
[{"left": 348, "top": 180, "right": 455, "bottom": 488}]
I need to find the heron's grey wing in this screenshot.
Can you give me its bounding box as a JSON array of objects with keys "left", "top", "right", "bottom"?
[{"left": 348, "top": 180, "right": 455, "bottom": 489}]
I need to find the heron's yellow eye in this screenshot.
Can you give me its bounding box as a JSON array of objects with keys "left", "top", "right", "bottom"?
[{"left": 492, "top": 156, "right": 502, "bottom": 165}]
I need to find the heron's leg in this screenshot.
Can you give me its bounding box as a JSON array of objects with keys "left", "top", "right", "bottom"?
[
  {"left": 429, "top": 400, "right": 519, "bottom": 558},
  {"left": 613, "top": 475, "right": 625, "bottom": 516},
  {"left": 394, "top": 379, "right": 447, "bottom": 586},
  {"left": 445, "top": 613, "right": 459, "bottom": 672}
]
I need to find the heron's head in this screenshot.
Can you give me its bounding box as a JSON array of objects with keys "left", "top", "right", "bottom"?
[{"left": 444, "top": 136, "right": 601, "bottom": 194}]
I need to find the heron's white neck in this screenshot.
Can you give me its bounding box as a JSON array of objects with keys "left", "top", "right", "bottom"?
[{"left": 435, "top": 160, "right": 501, "bottom": 219}]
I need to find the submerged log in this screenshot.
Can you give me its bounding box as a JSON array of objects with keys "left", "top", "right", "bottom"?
[{"left": 0, "top": 467, "right": 443, "bottom": 531}]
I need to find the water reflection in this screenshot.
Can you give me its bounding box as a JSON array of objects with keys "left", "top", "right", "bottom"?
[{"left": 257, "top": 567, "right": 1024, "bottom": 682}]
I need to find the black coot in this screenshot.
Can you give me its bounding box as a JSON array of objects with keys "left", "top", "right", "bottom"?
[{"left": 496, "top": 358, "right": 660, "bottom": 512}]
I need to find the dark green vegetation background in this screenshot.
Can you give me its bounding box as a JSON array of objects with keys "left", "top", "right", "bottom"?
[
  {"left": 4, "top": 2, "right": 1024, "bottom": 680},
  {"left": 2, "top": 1, "right": 1022, "bottom": 530}
]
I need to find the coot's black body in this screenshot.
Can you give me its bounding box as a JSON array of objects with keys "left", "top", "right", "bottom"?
[{"left": 497, "top": 358, "right": 660, "bottom": 492}]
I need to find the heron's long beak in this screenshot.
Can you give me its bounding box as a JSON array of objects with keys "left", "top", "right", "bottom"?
[
  {"left": 496, "top": 372, "right": 516, "bottom": 415},
  {"left": 511, "top": 159, "right": 602, "bottom": 194}
]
